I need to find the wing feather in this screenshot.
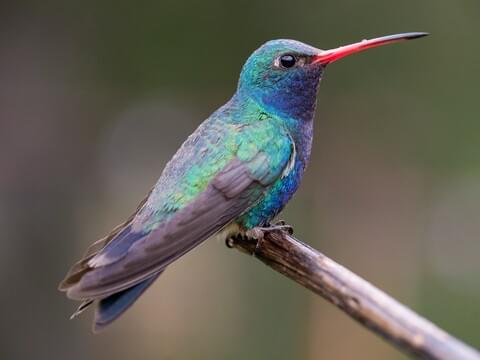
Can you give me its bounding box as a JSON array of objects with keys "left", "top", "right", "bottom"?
[
  {"left": 63, "top": 120, "right": 293, "bottom": 301},
  {"left": 66, "top": 155, "right": 282, "bottom": 300}
]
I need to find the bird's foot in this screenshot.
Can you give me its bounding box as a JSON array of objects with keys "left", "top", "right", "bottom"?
[
  {"left": 225, "top": 234, "right": 241, "bottom": 249},
  {"left": 247, "top": 220, "right": 294, "bottom": 238},
  {"left": 270, "top": 220, "right": 294, "bottom": 235},
  {"left": 247, "top": 221, "right": 293, "bottom": 255},
  {"left": 226, "top": 221, "right": 294, "bottom": 256}
]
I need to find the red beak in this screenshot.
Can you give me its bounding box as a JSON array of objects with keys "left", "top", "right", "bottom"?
[{"left": 312, "top": 32, "right": 428, "bottom": 66}]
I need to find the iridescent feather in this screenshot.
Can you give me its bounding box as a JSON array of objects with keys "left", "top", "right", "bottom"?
[{"left": 59, "top": 39, "right": 324, "bottom": 331}]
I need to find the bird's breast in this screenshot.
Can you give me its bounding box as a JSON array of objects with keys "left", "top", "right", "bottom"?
[
  {"left": 236, "top": 119, "right": 313, "bottom": 229},
  {"left": 236, "top": 152, "right": 306, "bottom": 229}
]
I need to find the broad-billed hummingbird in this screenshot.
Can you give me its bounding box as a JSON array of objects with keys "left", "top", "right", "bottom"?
[{"left": 59, "top": 32, "right": 428, "bottom": 332}]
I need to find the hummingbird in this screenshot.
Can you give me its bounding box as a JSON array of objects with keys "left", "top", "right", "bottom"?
[{"left": 59, "top": 32, "right": 427, "bottom": 332}]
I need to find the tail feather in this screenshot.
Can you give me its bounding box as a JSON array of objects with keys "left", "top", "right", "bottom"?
[
  {"left": 59, "top": 190, "right": 152, "bottom": 292},
  {"left": 93, "top": 271, "right": 163, "bottom": 333},
  {"left": 70, "top": 300, "right": 94, "bottom": 320}
]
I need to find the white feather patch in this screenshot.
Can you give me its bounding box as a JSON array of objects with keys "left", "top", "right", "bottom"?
[{"left": 281, "top": 138, "right": 296, "bottom": 178}]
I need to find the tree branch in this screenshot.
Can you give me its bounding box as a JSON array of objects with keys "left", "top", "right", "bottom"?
[{"left": 229, "top": 229, "right": 480, "bottom": 360}]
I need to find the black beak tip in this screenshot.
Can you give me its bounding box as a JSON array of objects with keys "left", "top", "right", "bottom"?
[{"left": 406, "top": 32, "right": 430, "bottom": 40}]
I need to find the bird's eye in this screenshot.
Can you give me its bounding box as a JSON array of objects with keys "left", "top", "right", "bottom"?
[{"left": 279, "top": 54, "right": 297, "bottom": 68}]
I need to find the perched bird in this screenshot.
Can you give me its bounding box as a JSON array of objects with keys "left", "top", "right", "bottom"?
[{"left": 59, "top": 32, "right": 427, "bottom": 332}]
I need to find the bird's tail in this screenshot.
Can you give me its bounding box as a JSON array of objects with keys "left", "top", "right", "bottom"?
[{"left": 91, "top": 271, "right": 163, "bottom": 333}]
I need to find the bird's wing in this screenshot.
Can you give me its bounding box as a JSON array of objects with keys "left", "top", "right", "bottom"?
[{"left": 64, "top": 120, "right": 294, "bottom": 300}]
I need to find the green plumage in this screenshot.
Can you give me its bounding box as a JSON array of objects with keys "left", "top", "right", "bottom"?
[
  {"left": 59, "top": 33, "right": 427, "bottom": 331},
  {"left": 135, "top": 100, "right": 294, "bottom": 232},
  {"left": 60, "top": 38, "right": 325, "bottom": 332}
]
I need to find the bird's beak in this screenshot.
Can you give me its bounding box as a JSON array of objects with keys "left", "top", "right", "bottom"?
[{"left": 312, "top": 32, "right": 428, "bottom": 66}]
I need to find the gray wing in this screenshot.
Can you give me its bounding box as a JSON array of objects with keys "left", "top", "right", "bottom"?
[{"left": 65, "top": 154, "right": 284, "bottom": 300}]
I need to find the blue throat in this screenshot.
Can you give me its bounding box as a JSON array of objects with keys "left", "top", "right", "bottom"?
[{"left": 237, "top": 67, "right": 323, "bottom": 122}]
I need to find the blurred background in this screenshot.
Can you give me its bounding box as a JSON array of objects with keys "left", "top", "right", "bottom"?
[{"left": 1, "top": 0, "right": 479, "bottom": 359}]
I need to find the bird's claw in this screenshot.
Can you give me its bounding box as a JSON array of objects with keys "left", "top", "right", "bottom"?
[
  {"left": 245, "top": 225, "right": 292, "bottom": 240},
  {"left": 246, "top": 222, "right": 294, "bottom": 255},
  {"left": 226, "top": 221, "right": 294, "bottom": 252},
  {"left": 225, "top": 236, "right": 236, "bottom": 249},
  {"left": 267, "top": 220, "right": 294, "bottom": 235}
]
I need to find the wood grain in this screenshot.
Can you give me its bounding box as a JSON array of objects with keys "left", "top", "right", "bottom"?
[{"left": 230, "top": 229, "right": 480, "bottom": 360}]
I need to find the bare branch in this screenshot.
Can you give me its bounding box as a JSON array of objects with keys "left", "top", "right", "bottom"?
[{"left": 230, "top": 230, "right": 480, "bottom": 360}]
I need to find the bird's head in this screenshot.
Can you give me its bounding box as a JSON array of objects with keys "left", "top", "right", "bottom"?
[{"left": 238, "top": 33, "right": 427, "bottom": 121}]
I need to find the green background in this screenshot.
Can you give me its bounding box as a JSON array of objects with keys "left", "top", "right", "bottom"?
[{"left": 1, "top": 1, "right": 479, "bottom": 359}]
